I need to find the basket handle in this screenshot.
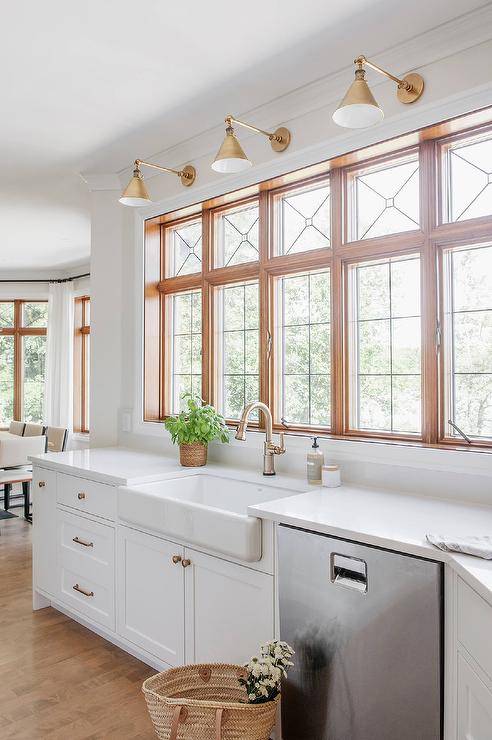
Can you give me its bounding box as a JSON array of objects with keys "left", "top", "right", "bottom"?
[
  {"left": 215, "top": 707, "right": 226, "bottom": 740},
  {"left": 170, "top": 705, "right": 188, "bottom": 740}
]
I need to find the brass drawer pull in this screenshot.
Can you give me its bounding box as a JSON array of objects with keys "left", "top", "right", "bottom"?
[
  {"left": 73, "top": 536, "right": 94, "bottom": 548},
  {"left": 172, "top": 555, "right": 182, "bottom": 564},
  {"left": 181, "top": 559, "right": 192, "bottom": 568},
  {"left": 77, "top": 492, "right": 86, "bottom": 500},
  {"left": 38, "top": 481, "right": 46, "bottom": 488},
  {"left": 73, "top": 583, "right": 94, "bottom": 598}
]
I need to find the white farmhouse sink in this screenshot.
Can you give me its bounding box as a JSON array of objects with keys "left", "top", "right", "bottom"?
[{"left": 118, "top": 474, "right": 300, "bottom": 562}]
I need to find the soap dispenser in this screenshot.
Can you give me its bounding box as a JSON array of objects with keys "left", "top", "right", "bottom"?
[{"left": 307, "top": 437, "right": 324, "bottom": 485}]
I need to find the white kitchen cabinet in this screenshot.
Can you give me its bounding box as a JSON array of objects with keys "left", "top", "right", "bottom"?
[
  {"left": 117, "top": 526, "right": 185, "bottom": 666},
  {"left": 184, "top": 547, "right": 274, "bottom": 665},
  {"left": 32, "top": 467, "right": 57, "bottom": 599},
  {"left": 457, "top": 653, "right": 492, "bottom": 740}
]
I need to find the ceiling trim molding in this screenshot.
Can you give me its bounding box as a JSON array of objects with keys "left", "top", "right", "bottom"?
[
  {"left": 80, "top": 173, "right": 122, "bottom": 191},
  {"left": 111, "top": 3, "right": 492, "bottom": 184}
]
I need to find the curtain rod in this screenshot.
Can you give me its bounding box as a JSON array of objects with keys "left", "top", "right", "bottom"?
[{"left": 0, "top": 272, "right": 90, "bottom": 284}]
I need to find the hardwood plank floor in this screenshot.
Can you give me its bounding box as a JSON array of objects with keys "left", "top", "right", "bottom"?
[{"left": 0, "top": 515, "right": 156, "bottom": 739}]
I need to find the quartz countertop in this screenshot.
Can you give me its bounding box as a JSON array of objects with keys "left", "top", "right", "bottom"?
[{"left": 249, "top": 484, "right": 492, "bottom": 607}]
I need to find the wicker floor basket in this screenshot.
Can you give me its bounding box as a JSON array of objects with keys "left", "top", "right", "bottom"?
[{"left": 142, "top": 664, "right": 279, "bottom": 740}]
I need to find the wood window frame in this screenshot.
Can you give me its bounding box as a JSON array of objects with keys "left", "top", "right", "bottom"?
[
  {"left": 0, "top": 299, "right": 48, "bottom": 426},
  {"left": 143, "top": 105, "right": 492, "bottom": 449},
  {"left": 73, "top": 296, "right": 90, "bottom": 434}
]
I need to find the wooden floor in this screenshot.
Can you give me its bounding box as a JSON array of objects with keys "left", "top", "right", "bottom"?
[{"left": 0, "top": 515, "right": 156, "bottom": 739}]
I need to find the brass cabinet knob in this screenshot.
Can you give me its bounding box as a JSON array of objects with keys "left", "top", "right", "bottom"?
[
  {"left": 172, "top": 555, "right": 182, "bottom": 564},
  {"left": 181, "top": 559, "right": 191, "bottom": 568},
  {"left": 38, "top": 481, "right": 46, "bottom": 488},
  {"left": 77, "top": 492, "right": 86, "bottom": 500}
]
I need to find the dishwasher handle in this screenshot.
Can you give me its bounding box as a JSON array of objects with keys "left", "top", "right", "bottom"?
[{"left": 331, "top": 553, "right": 367, "bottom": 593}]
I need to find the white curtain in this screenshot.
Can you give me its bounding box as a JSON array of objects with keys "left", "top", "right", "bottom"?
[{"left": 44, "top": 282, "right": 74, "bottom": 430}]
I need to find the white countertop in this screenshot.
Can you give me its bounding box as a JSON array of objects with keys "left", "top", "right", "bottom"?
[
  {"left": 249, "top": 485, "right": 492, "bottom": 606},
  {"left": 29, "top": 446, "right": 311, "bottom": 492},
  {"left": 30, "top": 446, "right": 492, "bottom": 606},
  {"left": 29, "top": 447, "right": 185, "bottom": 486}
]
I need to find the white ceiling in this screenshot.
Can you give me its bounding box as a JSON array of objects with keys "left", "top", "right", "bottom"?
[{"left": 0, "top": 0, "right": 486, "bottom": 273}]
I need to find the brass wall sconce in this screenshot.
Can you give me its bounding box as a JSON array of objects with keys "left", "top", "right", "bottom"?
[
  {"left": 119, "top": 159, "right": 196, "bottom": 207},
  {"left": 333, "top": 55, "right": 424, "bottom": 129},
  {"left": 212, "top": 115, "right": 291, "bottom": 173}
]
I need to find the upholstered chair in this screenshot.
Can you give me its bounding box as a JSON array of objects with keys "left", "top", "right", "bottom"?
[
  {"left": 8, "top": 421, "right": 25, "bottom": 436},
  {"left": 46, "top": 427, "right": 68, "bottom": 453},
  {"left": 23, "top": 423, "right": 47, "bottom": 437}
]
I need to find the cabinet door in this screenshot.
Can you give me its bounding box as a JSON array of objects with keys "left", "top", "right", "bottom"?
[
  {"left": 117, "top": 527, "right": 185, "bottom": 665},
  {"left": 32, "top": 467, "right": 57, "bottom": 597},
  {"left": 458, "top": 653, "right": 492, "bottom": 740},
  {"left": 184, "top": 548, "right": 274, "bottom": 665}
]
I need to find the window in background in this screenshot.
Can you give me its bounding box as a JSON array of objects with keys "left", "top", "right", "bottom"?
[
  {"left": 442, "top": 130, "right": 492, "bottom": 223},
  {"left": 348, "top": 153, "right": 420, "bottom": 241},
  {"left": 347, "top": 255, "right": 421, "bottom": 435},
  {"left": 166, "top": 218, "right": 202, "bottom": 277},
  {"left": 214, "top": 201, "right": 259, "bottom": 268},
  {"left": 215, "top": 281, "right": 259, "bottom": 420},
  {"left": 73, "top": 296, "right": 90, "bottom": 433},
  {"left": 167, "top": 290, "right": 202, "bottom": 413},
  {"left": 442, "top": 244, "right": 492, "bottom": 440},
  {"left": 274, "top": 180, "right": 330, "bottom": 255},
  {"left": 275, "top": 270, "right": 331, "bottom": 427},
  {"left": 0, "top": 300, "right": 47, "bottom": 426}
]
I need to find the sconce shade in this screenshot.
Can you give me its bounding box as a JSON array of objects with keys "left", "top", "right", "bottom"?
[
  {"left": 332, "top": 70, "right": 384, "bottom": 129},
  {"left": 212, "top": 128, "right": 252, "bottom": 173},
  {"left": 119, "top": 170, "right": 151, "bottom": 206}
]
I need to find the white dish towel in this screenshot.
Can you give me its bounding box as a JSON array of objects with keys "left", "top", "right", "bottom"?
[{"left": 426, "top": 534, "right": 492, "bottom": 560}]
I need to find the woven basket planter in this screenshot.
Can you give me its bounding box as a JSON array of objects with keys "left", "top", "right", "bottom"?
[
  {"left": 179, "top": 442, "right": 208, "bottom": 467},
  {"left": 142, "top": 664, "right": 279, "bottom": 740}
]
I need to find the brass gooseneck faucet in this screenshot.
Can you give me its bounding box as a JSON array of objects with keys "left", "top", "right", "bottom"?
[{"left": 235, "top": 402, "right": 286, "bottom": 476}]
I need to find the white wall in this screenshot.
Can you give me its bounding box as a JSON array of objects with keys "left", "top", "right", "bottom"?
[{"left": 87, "top": 9, "right": 492, "bottom": 501}]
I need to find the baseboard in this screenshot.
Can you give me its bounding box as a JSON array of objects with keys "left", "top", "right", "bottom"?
[{"left": 38, "top": 595, "right": 170, "bottom": 673}]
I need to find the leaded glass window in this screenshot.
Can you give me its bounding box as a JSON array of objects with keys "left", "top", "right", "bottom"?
[
  {"left": 350, "top": 155, "right": 420, "bottom": 240},
  {"left": 215, "top": 281, "right": 259, "bottom": 419},
  {"left": 443, "top": 244, "right": 492, "bottom": 439},
  {"left": 215, "top": 202, "right": 259, "bottom": 267},
  {"left": 168, "top": 290, "right": 202, "bottom": 412},
  {"left": 347, "top": 255, "right": 421, "bottom": 434},
  {"left": 276, "top": 270, "right": 331, "bottom": 426},
  {"left": 444, "top": 132, "right": 492, "bottom": 223},
  {"left": 276, "top": 181, "right": 330, "bottom": 255},
  {"left": 167, "top": 219, "right": 202, "bottom": 277}
]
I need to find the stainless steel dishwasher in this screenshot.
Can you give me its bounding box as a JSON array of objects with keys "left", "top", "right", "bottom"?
[{"left": 278, "top": 525, "right": 443, "bottom": 740}]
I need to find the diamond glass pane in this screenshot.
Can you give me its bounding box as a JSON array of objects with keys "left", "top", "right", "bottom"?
[
  {"left": 0, "top": 302, "right": 14, "bottom": 328},
  {"left": 168, "top": 219, "right": 202, "bottom": 277},
  {"left": 23, "top": 335, "right": 46, "bottom": 422},
  {"left": 353, "top": 156, "right": 420, "bottom": 240},
  {"left": 0, "top": 335, "right": 14, "bottom": 425},
  {"left": 218, "top": 282, "right": 259, "bottom": 420},
  {"left": 444, "top": 244, "right": 492, "bottom": 439},
  {"left": 216, "top": 203, "right": 259, "bottom": 267},
  {"left": 278, "top": 270, "right": 330, "bottom": 427},
  {"left": 170, "top": 290, "right": 202, "bottom": 413},
  {"left": 22, "top": 302, "right": 48, "bottom": 328},
  {"left": 349, "top": 255, "right": 421, "bottom": 434},
  {"left": 277, "top": 182, "right": 330, "bottom": 255},
  {"left": 446, "top": 134, "right": 492, "bottom": 223}
]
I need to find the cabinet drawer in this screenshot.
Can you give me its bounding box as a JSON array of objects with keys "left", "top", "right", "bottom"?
[
  {"left": 58, "top": 509, "right": 114, "bottom": 570},
  {"left": 59, "top": 565, "right": 115, "bottom": 630},
  {"left": 57, "top": 473, "right": 117, "bottom": 521},
  {"left": 458, "top": 578, "right": 492, "bottom": 682}
]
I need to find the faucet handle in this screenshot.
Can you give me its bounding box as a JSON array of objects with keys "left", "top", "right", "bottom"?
[{"left": 268, "top": 433, "right": 286, "bottom": 456}]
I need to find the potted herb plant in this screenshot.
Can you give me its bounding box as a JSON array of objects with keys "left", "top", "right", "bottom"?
[{"left": 164, "top": 394, "right": 230, "bottom": 467}]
